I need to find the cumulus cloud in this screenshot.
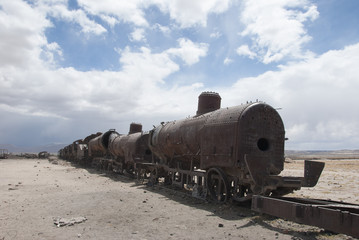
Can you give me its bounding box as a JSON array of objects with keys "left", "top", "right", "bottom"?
[
  {"left": 129, "top": 28, "right": 146, "bottom": 42},
  {"left": 223, "top": 57, "right": 233, "bottom": 65},
  {"left": 153, "top": 23, "right": 171, "bottom": 34},
  {"left": 74, "top": 0, "right": 232, "bottom": 29},
  {"left": 239, "top": 0, "right": 318, "bottom": 64},
  {"left": 0, "top": 0, "right": 51, "bottom": 68},
  {"left": 77, "top": 0, "right": 149, "bottom": 27},
  {"left": 0, "top": 1, "right": 211, "bottom": 146},
  {"left": 221, "top": 43, "right": 359, "bottom": 149},
  {"left": 236, "top": 44, "right": 257, "bottom": 59},
  {"left": 167, "top": 38, "right": 209, "bottom": 65},
  {"left": 37, "top": 0, "right": 106, "bottom": 35},
  {"left": 0, "top": 43, "right": 204, "bottom": 145},
  {"left": 150, "top": 0, "right": 232, "bottom": 28},
  {"left": 0, "top": 1, "right": 209, "bottom": 144},
  {"left": 210, "top": 31, "right": 222, "bottom": 39},
  {"left": 0, "top": 42, "right": 201, "bottom": 121}
]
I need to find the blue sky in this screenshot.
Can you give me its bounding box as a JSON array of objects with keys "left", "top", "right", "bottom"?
[{"left": 1, "top": 0, "right": 359, "bottom": 150}]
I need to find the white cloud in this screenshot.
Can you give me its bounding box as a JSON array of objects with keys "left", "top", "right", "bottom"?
[
  {"left": 42, "top": 42, "right": 63, "bottom": 63},
  {"left": 75, "top": 0, "right": 232, "bottom": 29},
  {"left": 0, "top": 40, "right": 204, "bottom": 127},
  {"left": 221, "top": 43, "right": 359, "bottom": 149},
  {"left": 167, "top": 38, "right": 208, "bottom": 65},
  {"left": 99, "top": 15, "right": 119, "bottom": 27},
  {"left": 153, "top": 23, "right": 171, "bottom": 34},
  {"left": 151, "top": 0, "right": 232, "bottom": 28},
  {"left": 0, "top": 0, "right": 51, "bottom": 68},
  {"left": 129, "top": 28, "right": 146, "bottom": 42},
  {"left": 210, "top": 31, "right": 221, "bottom": 39},
  {"left": 223, "top": 57, "right": 233, "bottom": 65},
  {"left": 0, "top": 2, "right": 209, "bottom": 138},
  {"left": 119, "top": 46, "right": 179, "bottom": 85},
  {"left": 77, "top": 0, "right": 149, "bottom": 27},
  {"left": 236, "top": 44, "right": 257, "bottom": 59},
  {"left": 239, "top": 0, "right": 318, "bottom": 64},
  {"left": 37, "top": 0, "right": 106, "bottom": 35}
]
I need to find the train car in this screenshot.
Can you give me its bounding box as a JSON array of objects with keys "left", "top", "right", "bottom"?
[
  {"left": 108, "top": 123, "right": 152, "bottom": 174},
  {"left": 148, "top": 92, "right": 324, "bottom": 202},
  {"left": 57, "top": 91, "right": 324, "bottom": 203},
  {"left": 88, "top": 130, "right": 119, "bottom": 169}
]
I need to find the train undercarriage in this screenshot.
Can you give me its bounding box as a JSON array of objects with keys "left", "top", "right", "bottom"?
[{"left": 91, "top": 156, "right": 325, "bottom": 204}]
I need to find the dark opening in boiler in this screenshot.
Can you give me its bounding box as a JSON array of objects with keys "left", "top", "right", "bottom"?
[{"left": 257, "top": 138, "right": 269, "bottom": 151}]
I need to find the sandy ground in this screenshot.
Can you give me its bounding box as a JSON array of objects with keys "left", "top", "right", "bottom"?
[
  {"left": 283, "top": 159, "right": 359, "bottom": 204},
  {"left": 0, "top": 158, "right": 358, "bottom": 240}
]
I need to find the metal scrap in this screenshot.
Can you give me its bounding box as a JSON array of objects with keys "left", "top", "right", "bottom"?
[{"left": 53, "top": 217, "right": 87, "bottom": 227}]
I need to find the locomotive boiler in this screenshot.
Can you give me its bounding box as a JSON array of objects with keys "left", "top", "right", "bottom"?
[{"left": 108, "top": 123, "right": 152, "bottom": 173}]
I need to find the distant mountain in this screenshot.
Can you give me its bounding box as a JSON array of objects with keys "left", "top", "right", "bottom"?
[
  {"left": 0, "top": 143, "right": 66, "bottom": 154},
  {"left": 285, "top": 149, "right": 359, "bottom": 159}
]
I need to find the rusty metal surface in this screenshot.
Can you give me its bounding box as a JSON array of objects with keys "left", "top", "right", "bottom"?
[
  {"left": 88, "top": 129, "right": 119, "bottom": 157},
  {"left": 149, "top": 117, "right": 206, "bottom": 166},
  {"left": 303, "top": 160, "right": 325, "bottom": 187},
  {"left": 196, "top": 91, "right": 221, "bottom": 116},
  {"left": 83, "top": 132, "right": 102, "bottom": 144},
  {"left": 129, "top": 123, "right": 142, "bottom": 134},
  {"left": 200, "top": 105, "right": 242, "bottom": 169},
  {"left": 237, "top": 103, "right": 285, "bottom": 175},
  {"left": 252, "top": 195, "right": 359, "bottom": 238},
  {"left": 199, "top": 102, "right": 285, "bottom": 174},
  {"left": 109, "top": 132, "right": 152, "bottom": 164}
]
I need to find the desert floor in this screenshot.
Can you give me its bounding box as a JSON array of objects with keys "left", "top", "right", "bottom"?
[{"left": 0, "top": 158, "right": 358, "bottom": 240}]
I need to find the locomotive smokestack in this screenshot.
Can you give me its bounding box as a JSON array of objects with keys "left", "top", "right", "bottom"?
[
  {"left": 196, "top": 91, "right": 221, "bottom": 116},
  {"left": 129, "top": 123, "right": 142, "bottom": 134}
]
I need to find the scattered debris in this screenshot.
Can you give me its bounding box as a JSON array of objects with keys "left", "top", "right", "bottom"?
[
  {"left": 0, "top": 149, "right": 9, "bottom": 159},
  {"left": 23, "top": 153, "right": 38, "bottom": 159},
  {"left": 38, "top": 151, "right": 50, "bottom": 159},
  {"left": 53, "top": 217, "right": 87, "bottom": 227}
]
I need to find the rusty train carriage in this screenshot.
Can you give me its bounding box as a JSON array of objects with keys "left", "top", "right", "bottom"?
[
  {"left": 59, "top": 91, "right": 324, "bottom": 203},
  {"left": 108, "top": 128, "right": 152, "bottom": 173}
]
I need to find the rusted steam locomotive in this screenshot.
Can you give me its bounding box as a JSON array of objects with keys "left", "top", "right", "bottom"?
[{"left": 59, "top": 92, "right": 324, "bottom": 202}]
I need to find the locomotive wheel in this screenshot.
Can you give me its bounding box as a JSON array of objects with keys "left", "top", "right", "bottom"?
[
  {"left": 206, "top": 168, "right": 230, "bottom": 203},
  {"left": 147, "top": 168, "right": 158, "bottom": 186}
]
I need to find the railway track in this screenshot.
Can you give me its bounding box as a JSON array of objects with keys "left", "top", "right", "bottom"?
[{"left": 252, "top": 195, "right": 359, "bottom": 238}]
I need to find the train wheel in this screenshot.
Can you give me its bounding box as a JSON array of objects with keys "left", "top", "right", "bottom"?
[
  {"left": 147, "top": 168, "right": 158, "bottom": 186},
  {"left": 206, "top": 168, "right": 230, "bottom": 203}
]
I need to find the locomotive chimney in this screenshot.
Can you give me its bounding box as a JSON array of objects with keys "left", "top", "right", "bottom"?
[
  {"left": 196, "top": 91, "right": 221, "bottom": 116},
  {"left": 129, "top": 123, "right": 142, "bottom": 134}
]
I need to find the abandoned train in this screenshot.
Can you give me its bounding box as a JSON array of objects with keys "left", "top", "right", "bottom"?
[{"left": 59, "top": 92, "right": 324, "bottom": 202}]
